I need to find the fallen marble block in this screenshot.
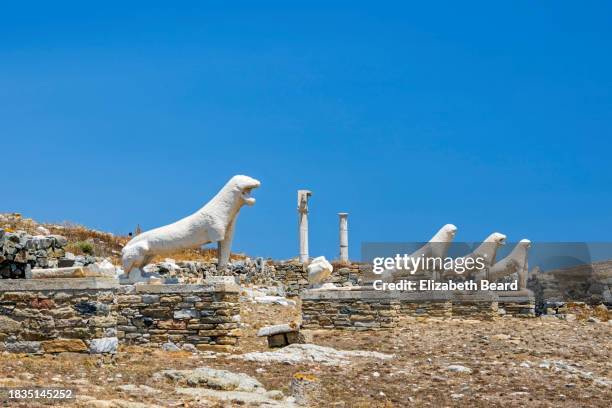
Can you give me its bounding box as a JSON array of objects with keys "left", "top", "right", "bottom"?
[
  {"left": 29, "top": 264, "right": 118, "bottom": 279},
  {"left": 29, "top": 266, "right": 87, "bottom": 279},
  {"left": 307, "top": 256, "right": 333, "bottom": 285},
  {"left": 86, "top": 259, "right": 118, "bottom": 278}
]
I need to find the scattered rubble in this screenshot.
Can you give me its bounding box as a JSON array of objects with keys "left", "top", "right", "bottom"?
[
  {"left": 538, "top": 360, "right": 612, "bottom": 387},
  {"left": 242, "top": 286, "right": 297, "bottom": 306},
  {"left": 0, "top": 229, "right": 67, "bottom": 278}
]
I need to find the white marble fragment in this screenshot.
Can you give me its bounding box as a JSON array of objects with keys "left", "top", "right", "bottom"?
[
  {"left": 307, "top": 256, "right": 333, "bottom": 285},
  {"left": 86, "top": 259, "right": 117, "bottom": 277},
  {"left": 89, "top": 337, "right": 118, "bottom": 354}
]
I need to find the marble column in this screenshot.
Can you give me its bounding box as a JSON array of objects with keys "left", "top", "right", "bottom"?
[
  {"left": 297, "top": 190, "right": 312, "bottom": 263},
  {"left": 338, "top": 212, "right": 349, "bottom": 263}
]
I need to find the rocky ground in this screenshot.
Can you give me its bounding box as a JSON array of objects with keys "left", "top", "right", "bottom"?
[{"left": 0, "top": 300, "right": 610, "bottom": 407}]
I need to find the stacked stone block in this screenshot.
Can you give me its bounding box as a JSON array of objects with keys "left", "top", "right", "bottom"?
[
  {"left": 0, "top": 278, "right": 118, "bottom": 353},
  {"left": 498, "top": 293, "right": 536, "bottom": 317},
  {"left": 499, "top": 300, "right": 535, "bottom": 317},
  {"left": 149, "top": 259, "right": 364, "bottom": 296},
  {"left": 0, "top": 229, "right": 67, "bottom": 278},
  {"left": 399, "top": 300, "right": 452, "bottom": 318},
  {"left": 302, "top": 298, "right": 399, "bottom": 330},
  {"left": 116, "top": 283, "right": 241, "bottom": 351},
  {"left": 269, "top": 262, "right": 363, "bottom": 296},
  {"left": 451, "top": 292, "right": 499, "bottom": 320},
  {"left": 272, "top": 262, "right": 309, "bottom": 296},
  {"left": 301, "top": 289, "right": 504, "bottom": 330}
]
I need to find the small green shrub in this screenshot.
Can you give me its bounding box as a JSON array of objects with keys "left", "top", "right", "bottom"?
[{"left": 75, "top": 241, "right": 94, "bottom": 255}]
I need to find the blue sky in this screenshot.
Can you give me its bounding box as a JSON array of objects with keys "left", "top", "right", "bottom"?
[{"left": 2, "top": 2, "right": 611, "bottom": 260}]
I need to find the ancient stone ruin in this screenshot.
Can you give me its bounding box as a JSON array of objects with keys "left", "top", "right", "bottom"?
[
  {"left": 0, "top": 229, "right": 67, "bottom": 278},
  {"left": 0, "top": 178, "right": 609, "bottom": 358},
  {"left": 0, "top": 275, "right": 242, "bottom": 354}
]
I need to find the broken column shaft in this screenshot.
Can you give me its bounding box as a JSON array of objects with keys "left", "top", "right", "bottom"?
[
  {"left": 297, "top": 190, "right": 312, "bottom": 263},
  {"left": 338, "top": 212, "right": 349, "bottom": 263}
]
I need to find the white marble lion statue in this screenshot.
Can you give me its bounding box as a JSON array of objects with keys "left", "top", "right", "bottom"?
[
  {"left": 473, "top": 239, "right": 531, "bottom": 292},
  {"left": 381, "top": 223, "right": 458, "bottom": 282},
  {"left": 121, "top": 175, "right": 261, "bottom": 282},
  {"left": 442, "top": 232, "right": 506, "bottom": 279}
]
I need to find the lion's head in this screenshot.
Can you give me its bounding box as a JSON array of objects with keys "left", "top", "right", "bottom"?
[
  {"left": 229, "top": 175, "right": 261, "bottom": 206},
  {"left": 441, "top": 224, "right": 457, "bottom": 240},
  {"left": 485, "top": 232, "right": 507, "bottom": 247},
  {"left": 518, "top": 238, "right": 531, "bottom": 249},
  {"left": 431, "top": 223, "right": 457, "bottom": 242}
]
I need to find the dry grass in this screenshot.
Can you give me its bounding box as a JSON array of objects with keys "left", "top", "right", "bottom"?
[
  {"left": 1, "top": 213, "right": 249, "bottom": 265},
  {"left": 0, "top": 302, "right": 610, "bottom": 407}
]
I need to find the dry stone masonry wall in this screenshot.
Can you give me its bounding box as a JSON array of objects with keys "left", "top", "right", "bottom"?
[
  {"left": 0, "top": 279, "right": 241, "bottom": 354},
  {"left": 0, "top": 278, "right": 118, "bottom": 354},
  {"left": 301, "top": 290, "right": 502, "bottom": 330},
  {"left": 116, "top": 283, "right": 241, "bottom": 351},
  {"left": 151, "top": 259, "right": 365, "bottom": 296},
  {"left": 0, "top": 229, "right": 67, "bottom": 278}
]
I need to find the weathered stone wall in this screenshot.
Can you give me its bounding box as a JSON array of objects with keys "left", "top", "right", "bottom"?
[
  {"left": 0, "top": 230, "right": 67, "bottom": 278},
  {"left": 398, "top": 300, "right": 452, "bottom": 318},
  {"left": 498, "top": 295, "right": 536, "bottom": 317},
  {"left": 0, "top": 280, "right": 241, "bottom": 354},
  {"left": 450, "top": 292, "right": 499, "bottom": 320},
  {"left": 116, "top": 283, "right": 241, "bottom": 351},
  {"left": 0, "top": 278, "right": 118, "bottom": 354},
  {"left": 302, "top": 297, "right": 399, "bottom": 330},
  {"left": 269, "top": 262, "right": 309, "bottom": 296},
  {"left": 273, "top": 262, "right": 363, "bottom": 296},
  {"left": 301, "top": 290, "right": 502, "bottom": 330},
  {"left": 150, "top": 258, "right": 365, "bottom": 296}
]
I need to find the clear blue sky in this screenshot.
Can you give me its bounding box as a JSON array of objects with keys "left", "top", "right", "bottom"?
[{"left": 2, "top": 2, "right": 611, "bottom": 260}]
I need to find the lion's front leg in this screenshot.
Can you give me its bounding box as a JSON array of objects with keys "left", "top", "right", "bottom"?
[{"left": 217, "top": 215, "right": 237, "bottom": 271}]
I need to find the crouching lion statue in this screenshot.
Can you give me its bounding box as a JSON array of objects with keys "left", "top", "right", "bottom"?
[{"left": 121, "top": 175, "right": 261, "bottom": 282}]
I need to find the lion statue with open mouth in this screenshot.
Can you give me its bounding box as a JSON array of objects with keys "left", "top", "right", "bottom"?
[{"left": 121, "top": 175, "right": 261, "bottom": 282}]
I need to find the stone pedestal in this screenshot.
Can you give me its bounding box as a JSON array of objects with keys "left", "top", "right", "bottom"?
[
  {"left": 397, "top": 291, "right": 453, "bottom": 318},
  {"left": 0, "top": 277, "right": 119, "bottom": 354},
  {"left": 116, "top": 282, "right": 241, "bottom": 351},
  {"left": 301, "top": 287, "right": 401, "bottom": 330},
  {"left": 0, "top": 279, "right": 242, "bottom": 354},
  {"left": 301, "top": 287, "right": 500, "bottom": 330}
]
